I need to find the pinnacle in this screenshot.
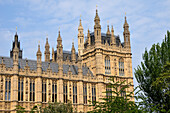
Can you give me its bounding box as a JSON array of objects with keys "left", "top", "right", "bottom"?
[
  {"left": 37, "top": 44, "right": 42, "bottom": 55},
  {"left": 111, "top": 25, "right": 114, "bottom": 35},
  {"left": 107, "top": 25, "right": 110, "bottom": 34},
  {"left": 57, "top": 30, "right": 62, "bottom": 41}
]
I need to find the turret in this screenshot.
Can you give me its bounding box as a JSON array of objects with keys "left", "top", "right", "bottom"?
[
  {"left": 36, "top": 43, "right": 42, "bottom": 76},
  {"left": 71, "top": 40, "right": 76, "bottom": 63},
  {"left": 44, "top": 36, "right": 50, "bottom": 62},
  {"left": 123, "top": 15, "right": 131, "bottom": 49},
  {"left": 106, "top": 25, "right": 110, "bottom": 35},
  {"left": 111, "top": 25, "right": 116, "bottom": 46},
  {"left": 10, "top": 27, "right": 23, "bottom": 59},
  {"left": 78, "top": 16, "right": 84, "bottom": 56},
  {"left": 52, "top": 47, "right": 55, "bottom": 62},
  {"left": 94, "top": 7, "right": 101, "bottom": 45},
  {"left": 13, "top": 39, "right": 19, "bottom": 74},
  {"left": 56, "top": 29, "right": 63, "bottom": 75},
  {"left": 87, "top": 29, "right": 91, "bottom": 46}
]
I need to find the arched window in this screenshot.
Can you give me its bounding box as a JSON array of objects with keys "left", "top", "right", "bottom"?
[
  {"left": 119, "top": 58, "right": 124, "bottom": 76},
  {"left": 105, "top": 56, "right": 111, "bottom": 74}
]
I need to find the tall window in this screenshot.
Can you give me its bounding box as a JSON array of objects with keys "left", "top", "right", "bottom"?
[
  {"left": 83, "top": 83, "right": 87, "bottom": 104},
  {"left": 73, "top": 82, "right": 77, "bottom": 104},
  {"left": 92, "top": 84, "right": 96, "bottom": 102},
  {"left": 106, "top": 87, "right": 112, "bottom": 100},
  {"left": 18, "top": 78, "right": 24, "bottom": 101},
  {"left": 119, "top": 58, "right": 124, "bottom": 76},
  {"left": 42, "top": 80, "right": 47, "bottom": 102},
  {"left": 63, "top": 81, "right": 68, "bottom": 103},
  {"left": 105, "top": 56, "right": 111, "bottom": 74},
  {"left": 30, "top": 79, "right": 35, "bottom": 101},
  {"left": 5, "top": 77, "right": 11, "bottom": 101},
  {"left": 52, "top": 81, "right": 57, "bottom": 102}
]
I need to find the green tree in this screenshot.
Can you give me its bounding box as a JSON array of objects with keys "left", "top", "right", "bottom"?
[
  {"left": 88, "top": 77, "right": 143, "bottom": 113},
  {"left": 135, "top": 31, "right": 170, "bottom": 112},
  {"left": 15, "top": 105, "right": 26, "bottom": 113},
  {"left": 152, "top": 62, "right": 170, "bottom": 112},
  {"left": 43, "top": 101, "right": 74, "bottom": 113}
]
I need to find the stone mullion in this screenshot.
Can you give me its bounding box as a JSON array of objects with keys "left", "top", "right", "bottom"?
[
  {"left": 68, "top": 81, "right": 72, "bottom": 102},
  {"left": 57, "top": 79, "right": 63, "bottom": 102},
  {"left": 47, "top": 79, "right": 52, "bottom": 102}
]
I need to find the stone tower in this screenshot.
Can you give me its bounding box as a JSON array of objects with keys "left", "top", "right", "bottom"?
[
  {"left": 36, "top": 44, "right": 42, "bottom": 103},
  {"left": 94, "top": 8, "right": 103, "bottom": 75},
  {"left": 10, "top": 29, "right": 23, "bottom": 59},
  {"left": 36, "top": 44, "right": 42, "bottom": 76},
  {"left": 123, "top": 16, "right": 131, "bottom": 50},
  {"left": 71, "top": 40, "right": 76, "bottom": 63},
  {"left": 78, "top": 17, "right": 84, "bottom": 56},
  {"left": 56, "top": 30, "right": 63, "bottom": 75},
  {"left": 44, "top": 36, "right": 50, "bottom": 62},
  {"left": 94, "top": 8, "right": 101, "bottom": 46}
]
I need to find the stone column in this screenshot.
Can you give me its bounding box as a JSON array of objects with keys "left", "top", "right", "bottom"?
[
  {"left": 58, "top": 79, "right": 63, "bottom": 102},
  {"left": 77, "top": 81, "right": 83, "bottom": 112}
]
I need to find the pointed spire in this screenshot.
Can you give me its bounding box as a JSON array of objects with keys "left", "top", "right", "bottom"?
[
  {"left": 94, "top": 5, "right": 100, "bottom": 25},
  {"left": 57, "top": 28, "right": 62, "bottom": 41},
  {"left": 13, "top": 36, "right": 19, "bottom": 53},
  {"left": 36, "top": 42, "right": 42, "bottom": 56},
  {"left": 106, "top": 25, "right": 110, "bottom": 35},
  {"left": 14, "top": 26, "right": 18, "bottom": 44},
  {"left": 71, "top": 39, "right": 76, "bottom": 63},
  {"left": 52, "top": 47, "right": 55, "bottom": 62},
  {"left": 78, "top": 15, "right": 83, "bottom": 30},
  {"left": 87, "top": 28, "right": 91, "bottom": 45},
  {"left": 124, "top": 13, "right": 129, "bottom": 28},
  {"left": 45, "top": 35, "right": 49, "bottom": 47},
  {"left": 79, "top": 15, "right": 82, "bottom": 26},
  {"left": 72, "top": 39, "right": 75, "bottom": 50},
  {"left": 111, "top": 25, "right": 114, "bottom": 35}
]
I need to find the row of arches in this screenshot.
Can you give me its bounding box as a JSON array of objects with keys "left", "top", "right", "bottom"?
[{"left": 105, "top": 56, "right": 124, "bottom": 76}]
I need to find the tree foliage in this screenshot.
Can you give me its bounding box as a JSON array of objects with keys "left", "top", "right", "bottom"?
[
  {"left": 43, "top": 101, "right": 73, "bottom": 113},
  {"left": 135, "top": 31, "right": 170, "bottom": 112},
  {"left": 15, "top": 105, "right": 26, "bottom": 113},
  {"left": 88, "top": 77, "right": 143, "bottom": 113},
  {"left": 16, "top": 101, "right": 73, "bottom": 113}
]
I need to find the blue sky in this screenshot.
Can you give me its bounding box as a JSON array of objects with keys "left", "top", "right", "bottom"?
[{"left": 0, "top": 0, "right": 170, "bottom": 89}]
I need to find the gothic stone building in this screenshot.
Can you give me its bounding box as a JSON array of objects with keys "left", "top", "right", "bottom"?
[{"left": 0, "top": 9, "right": 134, "bottom": 113}]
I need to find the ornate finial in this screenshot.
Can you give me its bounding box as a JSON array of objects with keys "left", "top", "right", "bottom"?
[
  {"left": 16, "top": 26, "right": 17, "bottom": 32},
  {"left": 80, "top": 15, "right": 81, "bottom": 19},
  {"left": 125, "top": 12, "right": 126, "bottom": 16},
  {"left": 72, "top": 38, "right": 74, "bottom": 43},
  {"left": 46, "top": 34, "right": 48, "bottom": 38},
  {"left": 38, "top": 41, "right": 40, "bottom": 45},
  {"left": 107, "top": 20, "right": 109, "bottom": 25},
  {"left": 96, "top": 5, "right": 98, "bottom": 9},
  {"left": 59, "top": 27, "right": 60, "bottom": 32}
]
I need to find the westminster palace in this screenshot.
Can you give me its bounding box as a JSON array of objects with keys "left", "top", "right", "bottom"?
[{"left": 0, "top": 8, "right": 134, "bottom": 113}]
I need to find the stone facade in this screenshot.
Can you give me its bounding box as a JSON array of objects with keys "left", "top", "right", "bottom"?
[{"left": 0, "top": 9, "right": 134, "bottom": 113}]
